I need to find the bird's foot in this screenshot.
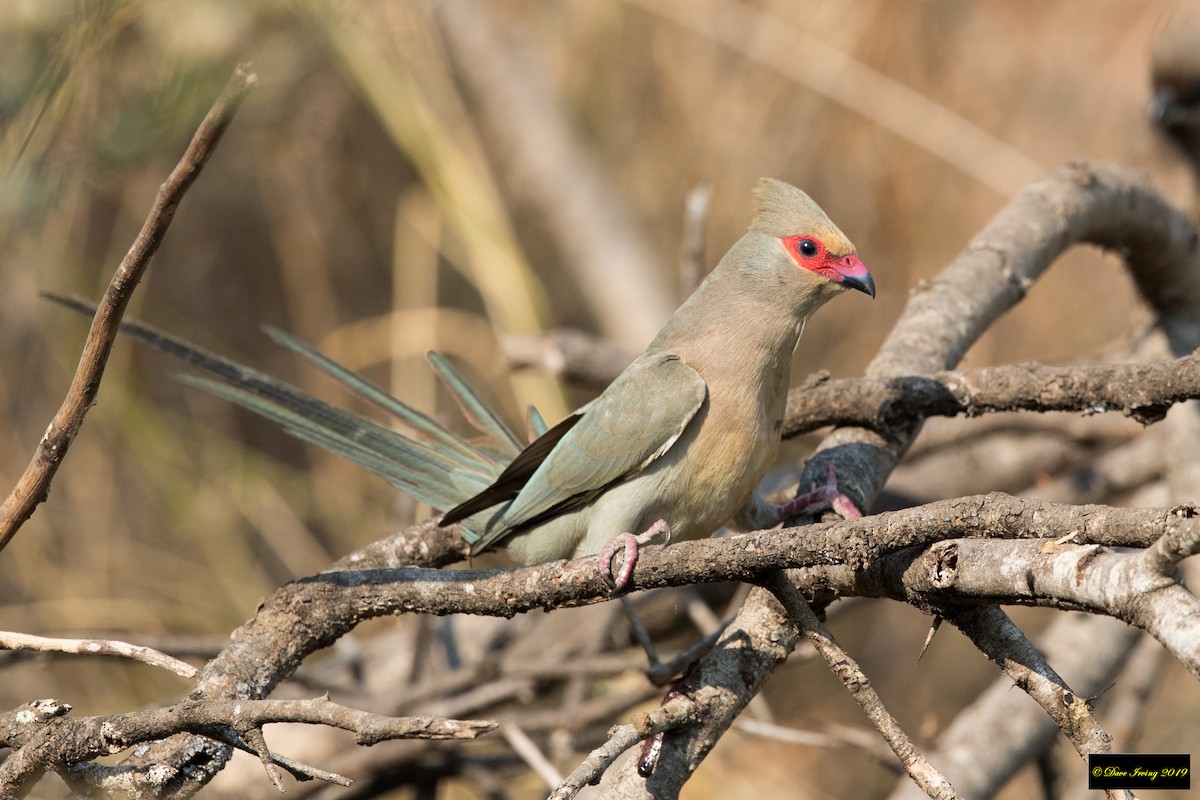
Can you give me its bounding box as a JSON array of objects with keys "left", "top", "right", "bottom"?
[
  {"left": 774, "top": 463, "right": 863, "bottom": 522},
  {"left": 598, "top": 519, "right": 672, "bottom": 590}
]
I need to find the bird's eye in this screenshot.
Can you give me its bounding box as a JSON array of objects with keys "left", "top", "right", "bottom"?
[{"left": 797, "top": 238, "right": 819, "bottom": 258}]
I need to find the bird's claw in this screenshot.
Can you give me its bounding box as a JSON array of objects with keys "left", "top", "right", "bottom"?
[
  {"left": 774, "top": 463, "right": 863, "bottom": 522},
  {"left": 598, "top": 519, "right": 672, "bottom": 590}
]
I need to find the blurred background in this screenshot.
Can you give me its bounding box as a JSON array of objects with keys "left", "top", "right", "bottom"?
[{"left": 1, "top": 0, "right": 1198, "bottom": 798}]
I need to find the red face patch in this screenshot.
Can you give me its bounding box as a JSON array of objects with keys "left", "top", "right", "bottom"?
[{"left": 780, "top": 234, "right": 875, "bottom": 297}]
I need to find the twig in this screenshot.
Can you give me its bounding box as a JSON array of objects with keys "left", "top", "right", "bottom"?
[
  {"left": 502, "top": 724, "right": 563, "bottom": 787},
  {"left": 763, "top": 572, "right": 962, "bottom": 800},
  {"left": 0, "top": 631, "right": 197, "bottom": 678},
  {"left": 944, "top": 606, "right": 1113, "bottom": 757},
  {"left": 0, "top": 63, "right": 257, "bottom": 554},
  {"left": 240, "top": 726, "right": 285, "bottom": 791},
  {"left": 884, "top": 613, "right": 1140, "bottom": 800},
  {"left": 206, "top": 725, "right": 352, "bottom": 786},
  {"left": 548, "top": 696, "right": 698, "bottom": 800}
]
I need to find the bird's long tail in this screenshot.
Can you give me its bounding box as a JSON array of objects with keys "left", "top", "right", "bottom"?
[{"left": 42, "top": 293, "right": 543, "bottom": 544}]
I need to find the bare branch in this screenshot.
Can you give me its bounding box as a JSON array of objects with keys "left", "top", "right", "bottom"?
[
  {"left": 896, "top": 535, "right": 1200, "bottom": 677},
  {"left": 503, "top": 332, "right": 1200, "bottom": 438},
  {"left": 886, "top": 613, "right": 1141, "bottom": 800},
  {"left": 0, "top": 631, "right": 197, "bottom": 678},
  {"left": 764, "top": 572, "right": 961, "bottom": 800},
  {"left": 784, "top": 351, "right": 1200, "bottom": 437},
  {"left": 0, "top": 695, "right": 495, "bottom": 797},
  {"left": 599, "top": 160, "right": 1200, "bottom": 796},
  {"left": 942, "top": 607, "right": 1113, "bottom": 757},
  {"left": 0, "top": 64, "right": 257, "bottom": 554},
  {"left": 549, "top": 695, "right": 698, "bottom": 800}
]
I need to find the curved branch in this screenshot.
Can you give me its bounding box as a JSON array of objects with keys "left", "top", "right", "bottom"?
[
  {"left": 618, "top": 160, "right": 1200, "bottom": 797},
  {"left": 52, "top": 494, "right": 1191, "bottom": 796},
  {"left": 812, "top": 161, "right": 1200, "bottom": 505}
]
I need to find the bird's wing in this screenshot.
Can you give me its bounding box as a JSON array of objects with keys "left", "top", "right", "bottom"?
[
  {"left": 439, "top": 410, "right": 585, "bottom": 526},
  {"left": 472, "top": 353, "right": 705, "bottom": 546}
]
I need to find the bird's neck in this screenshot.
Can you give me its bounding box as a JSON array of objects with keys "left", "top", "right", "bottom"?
[
  {"left": 650, "top": 263, "right": 813, "bottom": 393},
  {"left": 657, "top": 234, "right": 828, "bottom": 362}
]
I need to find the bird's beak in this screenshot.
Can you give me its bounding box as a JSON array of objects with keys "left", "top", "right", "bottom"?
[{"left": 835, "top": 254, "right": 875, "bottom": 298}]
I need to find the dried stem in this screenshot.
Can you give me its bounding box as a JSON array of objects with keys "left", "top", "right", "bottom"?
[{"left": 0, "top": 64, "right": 257, "bottom": 553}]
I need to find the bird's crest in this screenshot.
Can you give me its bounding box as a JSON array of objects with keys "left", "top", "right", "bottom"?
[{"left": 750, "top": 178, "right": 855, "bottom": 255}]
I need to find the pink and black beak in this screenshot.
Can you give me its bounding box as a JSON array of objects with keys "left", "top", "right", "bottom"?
[{"left": 835, "top": 254, "right": 875, "bottom": 298}]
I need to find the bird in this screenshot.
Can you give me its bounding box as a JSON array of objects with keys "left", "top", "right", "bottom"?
[
  {"left": 63, "top": 178, "right": 873, "bottom": 588},
  {"left": 439, "top": 178, "right": 874, "bottom": 586}
]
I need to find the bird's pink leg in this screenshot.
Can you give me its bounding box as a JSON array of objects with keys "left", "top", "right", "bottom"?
[
  {"left": 598, "top": 519, "right": 672, "bottom": 590},
  {"left": 774, "top": 463, "right": 863, "bottom": 521}
]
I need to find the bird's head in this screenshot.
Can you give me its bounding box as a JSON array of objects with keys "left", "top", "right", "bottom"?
[{"left": 748, "top": 178, "right": 875, "bottom": 299}]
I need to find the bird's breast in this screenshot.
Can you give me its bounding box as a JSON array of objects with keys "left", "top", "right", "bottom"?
[{"left": 640, "top": 378, "right": 784, "bottom": 540}]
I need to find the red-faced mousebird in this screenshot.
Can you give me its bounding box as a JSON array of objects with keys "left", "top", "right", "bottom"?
[
  {"left": 60, "top": 179, "right": 873, "bottom": 589},
  {"left": 438, "top": 178, "right": 874, "bottom": 587}
]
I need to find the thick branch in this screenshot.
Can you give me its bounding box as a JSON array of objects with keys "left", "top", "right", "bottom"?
[
  {"left": 26, "top": 501, "right": 1187, "bottom": 797},
  {"left": 70, "top": 494, "right": 1195, "bottom": 797},
  {"left": 0, "top": 696, "right": 494, "bottom": 797},
  {"left": 897, "top": 537, "right": 1200, "bottom": 677},
  {"left": 784, "top": 351, "right": 1200, "bottom": 437},
  {"left": 607, "top": 160, "right": 1200, "bottom": 796},
  {"left": 809, "top": 161, "right": 1200, "bottom": 507}
]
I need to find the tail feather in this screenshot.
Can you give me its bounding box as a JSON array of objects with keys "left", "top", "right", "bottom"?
[
  {"left": 176, "top": 374, "right": 494, "bottom": 512},
  {"left": 263, "top": 327, "right": 493, "bottom": 471},
  {"left": 427, "top": 352, "right": 525, "bottom": 458},
  {"left": 527, "top": 405, "right": 549, "bottom": 439}
]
